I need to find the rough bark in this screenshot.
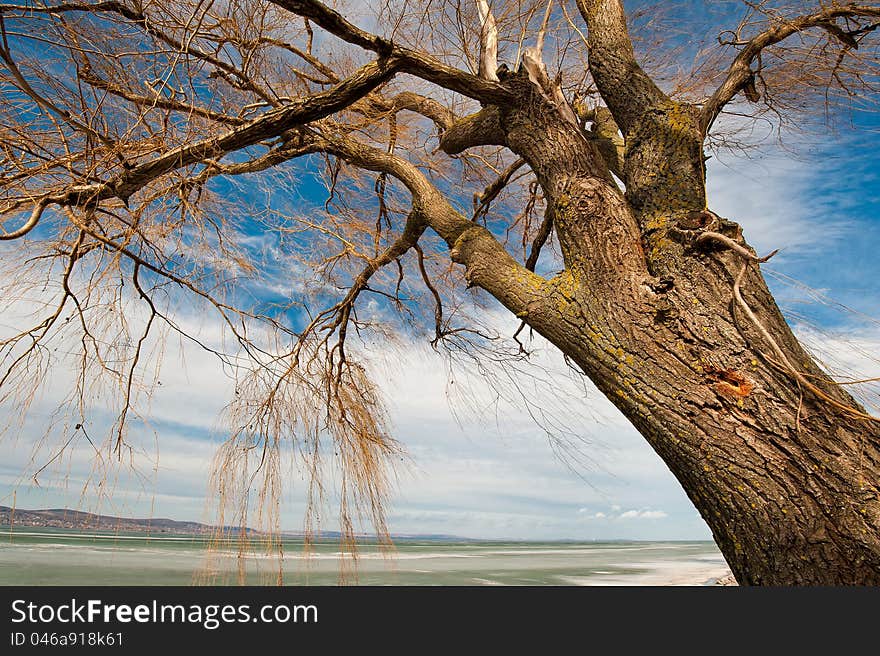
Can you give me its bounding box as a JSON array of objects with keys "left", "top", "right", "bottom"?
[{"left": 441, "top": 66, "right": 880, "bottom": 585}]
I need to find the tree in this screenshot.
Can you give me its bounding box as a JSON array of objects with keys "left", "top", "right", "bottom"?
[{"left": 1, "top": 0, "right": 879, "bottom": 585}]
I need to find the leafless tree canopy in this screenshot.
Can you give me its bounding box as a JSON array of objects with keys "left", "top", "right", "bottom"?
[{"left": 1, "top": 1, "right": 879, "bottom": 583}]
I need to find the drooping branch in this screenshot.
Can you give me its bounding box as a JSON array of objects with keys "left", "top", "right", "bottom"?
[
  {"left": 472, "top": 157, "right": 527, "bottom": 222},
  {"left": 295, "top": 208, "right": 429, "bottom": 375},
  {"left": 701, "top": 4, "right": 880, "bottom": 132},
  {"left": 413, "top": 243, "right": 446, "bottom": 345},
  {"left": 525, "top": 204, "right": 554, "bottom": 273},
  {"left": 575, "top": 0, "right": 667, "bottom": 133},
  {"left": 115, "top": 261, "right": 157, "bottom": 456},
  {"left": 308, "top": 129, "right": 555, "bottom": 326}
]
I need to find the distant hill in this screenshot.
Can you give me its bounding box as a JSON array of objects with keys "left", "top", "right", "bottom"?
[
  {"left": 0, "top": 506, "right": 467, "bottom": 541},
  {"left": 0, "top": 506, "right": 247, "bottom": 535}
]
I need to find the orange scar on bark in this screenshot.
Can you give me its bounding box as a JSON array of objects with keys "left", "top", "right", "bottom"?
[{"left": 705, "top": 365, "right": 754, "bottom": 398}]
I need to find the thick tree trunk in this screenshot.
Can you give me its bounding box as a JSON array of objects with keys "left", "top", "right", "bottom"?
[
  {"left": 442, "top": 71, "right": 880, "bottom": 585},
  {"left": 561, "top": 248, "right": 880, "bottom": 585},
  {"left": 559, "top": 250, "right": 880, "bottom": 585}
]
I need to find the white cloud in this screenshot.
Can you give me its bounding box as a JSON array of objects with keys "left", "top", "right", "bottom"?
[
  {"left": 577, "top": 507, "right": 668, "bottom": 521},
  {"left": 0, "top": 303, "right": 709, "bottom": 540},
  {"left": 5, "top": 287, "right": 877, "bottom": 540},
  {"left": 638, "top": 510, "right": 669, "bottom": 520}
]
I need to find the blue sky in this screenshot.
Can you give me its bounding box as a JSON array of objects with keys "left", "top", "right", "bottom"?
[
  {"left": 3, "top": 115, "right": 878, "bottom": 541},
  {"left": 1, "top": 2, "right": 879, "bottom": 542}
]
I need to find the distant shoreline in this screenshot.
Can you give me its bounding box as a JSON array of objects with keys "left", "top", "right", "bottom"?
[
  {"left": 0, "top": 505, "right": 241, "bottom": 536},
  {"left": 0, "top": 506, "right": 719, "bottom": 544}
]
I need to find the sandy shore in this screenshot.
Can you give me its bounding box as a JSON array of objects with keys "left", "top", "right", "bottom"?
[
  {"left": 712, "top": 573, "right": 738, "bottom": 585},
  {"left": 557, "top": 559, "right": 734, "bottom": 586}
]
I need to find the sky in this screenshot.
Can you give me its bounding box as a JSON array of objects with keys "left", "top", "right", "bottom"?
[
  {"left": 1, "top": 3, "right": 879, "bottom": 543},
  {"left": 3, "top": 124, "right": 878, "bottom": 542}
]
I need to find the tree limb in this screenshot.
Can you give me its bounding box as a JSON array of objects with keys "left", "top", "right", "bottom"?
[
  {"left": 701, "top": 4, "right": 880, "bottom": 133},
  {"left": 310, "top": 129, "right": 553, "bottom": 324},
  {"left": 525, "top": 204, "right": 553, "bottom": 272},
  {"left": 472, "top": 157, "right": 527, "bottom": 221},
  {"left": 438, "top": 105, "right": 506, "bottom": 155},
  {"left": 0, "top": 199, "right": 47, "bottom": 240},
  {"left": 30, "top": 56, "right": 400, "bottom": 209},
  {"left": 575, "top": 0, "right": 667, "bottom": 134},
  {"left": 268, "top": 0, "right": 512, "bottom": 103},
  {"left": 78, "top": 68, "right": 246, "bottom": 126},
  {"left": 358, "top": 91, "right": 455, "bottom": 132}
]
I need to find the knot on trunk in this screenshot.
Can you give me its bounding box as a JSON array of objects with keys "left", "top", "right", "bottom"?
[{"left": 643, "top": 275, "right": 678, "bottom": 321}]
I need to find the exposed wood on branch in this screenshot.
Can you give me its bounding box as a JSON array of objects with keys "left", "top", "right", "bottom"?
[{"left": 476, "top": 0, "right": 499, "bottom": 82}]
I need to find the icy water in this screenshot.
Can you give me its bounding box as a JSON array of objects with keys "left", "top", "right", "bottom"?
[{"left": 0, "top": 527, "right": 730, "bottom": 586}]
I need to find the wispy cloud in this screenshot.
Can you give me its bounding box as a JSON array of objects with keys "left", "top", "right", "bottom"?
[{"left": 708, "top": 150, "right": 848, "bottom": 257}]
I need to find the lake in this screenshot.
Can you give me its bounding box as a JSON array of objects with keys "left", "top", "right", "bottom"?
[{"left": 0, "top": 527, "right": 730, "bottom": 585}]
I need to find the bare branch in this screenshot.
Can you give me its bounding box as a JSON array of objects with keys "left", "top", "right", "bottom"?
[
  {"left": 701, "top": 4, "right": 880, "bottom": 132},
  {"left": 310, "top": 129, "right": 555, "bottom": 324},
  {"left": 414, "top": 243, "right": 445, "bottom": 345},
  {"left": 0, "top": 199, "right": 47, "bottom": 240},
  {"left": 525, "top": 204, "right": 553, "bottom": 272},
  {"left": 268, "top": 0, "right": 512, "bottom": 103},
  {"left": 696, "top": 230, "right": 778, "bottom": 263},
  {"left": 316, "top": 210, "right": 429, "bottom": 363},
  {"left": 78, "top": 68, "right": 245, "bottom": 126},
  {"left": 29, "top": 56, "right": 400, "bottom": 209},
  {"left": 472, "top": 157, "right": 527, "bottom": 221}
]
